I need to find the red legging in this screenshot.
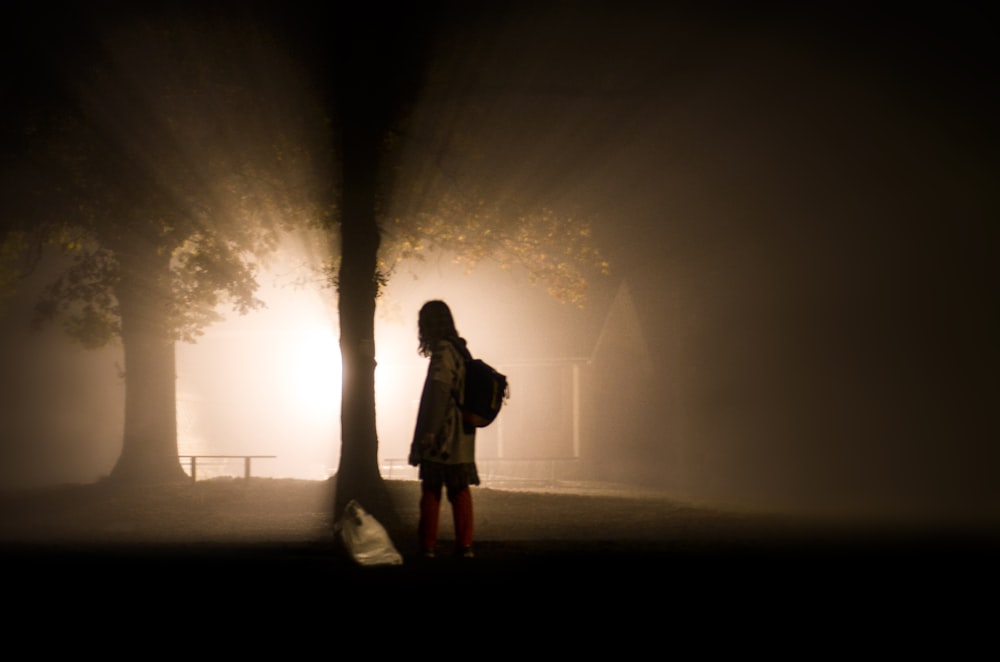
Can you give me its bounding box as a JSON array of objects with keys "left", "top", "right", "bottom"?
[{"left": 419, "top": 485, "right": 473, "bottom": 550}]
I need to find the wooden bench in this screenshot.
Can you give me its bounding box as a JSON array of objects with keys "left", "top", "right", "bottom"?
[{"left": 178, "top": 455, "right": 277, "bottom": 482}]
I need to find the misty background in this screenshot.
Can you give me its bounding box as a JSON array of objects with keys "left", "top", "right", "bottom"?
[{"left": 1, "top": 3, "right": 996, "bottom": 518}]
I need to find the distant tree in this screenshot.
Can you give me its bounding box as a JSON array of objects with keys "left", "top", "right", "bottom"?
[{"left": 1, "top": 14, "right": 333, "bottom": 484}]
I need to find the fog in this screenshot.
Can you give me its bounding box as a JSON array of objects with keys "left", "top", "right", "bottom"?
[
  {"left": 180, "top": 246, "right": 608, "bottom": 482},
  {"left": 1, "top": 3, "right": 996, "bottom": 519}
]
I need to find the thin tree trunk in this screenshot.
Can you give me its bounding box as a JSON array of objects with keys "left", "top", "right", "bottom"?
[
  {"left": 333, "top": 112, "right": 399, "bottom": 532},
  {"left": 325, "top": 3, "right": 445, "bottom": 541}
]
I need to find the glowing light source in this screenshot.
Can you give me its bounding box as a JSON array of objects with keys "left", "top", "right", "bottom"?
[
  {"left": 288, "top": 325, "right": 341, "bottom": 419},
  {"left": 176, "top": 261, "right": 344, "bottom": 480}
]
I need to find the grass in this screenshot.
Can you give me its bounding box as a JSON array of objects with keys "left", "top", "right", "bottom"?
[{"left": 2, "top": 476, "right": 998, "bottom": 618}]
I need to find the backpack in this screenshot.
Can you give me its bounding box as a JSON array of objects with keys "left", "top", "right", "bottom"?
[{"left": 448, "top": 339, "right": 509, "bottom": 428}]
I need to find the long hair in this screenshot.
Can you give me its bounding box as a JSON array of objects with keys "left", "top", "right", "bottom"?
[{"left": 417, "top": 300, "right": 458, "bottom": 357}]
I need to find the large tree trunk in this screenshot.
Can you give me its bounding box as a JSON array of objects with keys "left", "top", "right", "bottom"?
[{"left": 109, "top": 247, "right": 187, "bottom": 484}]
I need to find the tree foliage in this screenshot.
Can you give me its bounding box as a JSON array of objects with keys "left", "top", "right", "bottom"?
[
  {"left": 386, "top": 194, "right": 610, "bottom": 307},
  {"left": 18, "top": 18, "right": 332, "bottom": 346},
  {"left": 367, "top": 11, "right": 614, "bottom": 310}
]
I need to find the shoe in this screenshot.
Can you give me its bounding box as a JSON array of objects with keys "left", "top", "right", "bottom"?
[
  {"left": 420, "top": 547, "right": 436, "bottom": 559},
  {"left": 458, "top": 546, "right": 475, "bottom": 559}
]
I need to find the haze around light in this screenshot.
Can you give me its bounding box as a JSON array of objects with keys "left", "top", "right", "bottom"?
[{"left": 174, "top": 239, "right": 596, "bottom": 482}]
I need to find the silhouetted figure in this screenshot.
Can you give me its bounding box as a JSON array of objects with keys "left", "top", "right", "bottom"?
[{"left": 408, "top": 300, "right": 479, "bottom": 559}]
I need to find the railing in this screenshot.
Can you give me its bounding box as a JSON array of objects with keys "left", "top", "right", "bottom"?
[
  {"left": 379, "top": 457, "right": 580, "bottom": 487},
  {"left": 178, "top": 455, "right": 277, "bottom": 482},
  {"left": 477, "top": 458, "right": 581, "bottom": 487}
]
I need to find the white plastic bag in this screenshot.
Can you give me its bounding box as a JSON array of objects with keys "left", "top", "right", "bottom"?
[{"left": 336, "top": 499, "right": 403, "bottom": 566}]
